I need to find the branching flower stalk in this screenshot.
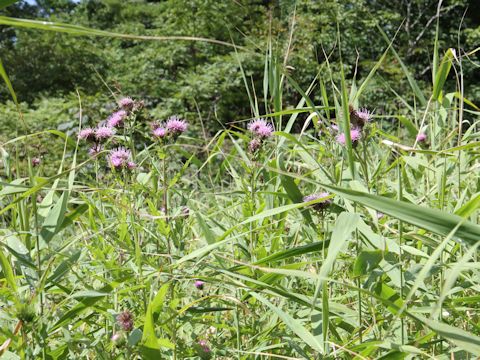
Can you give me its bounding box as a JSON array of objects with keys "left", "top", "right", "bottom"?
[{"left": 151, "top": 116, "right": 188, "bottom": 360}]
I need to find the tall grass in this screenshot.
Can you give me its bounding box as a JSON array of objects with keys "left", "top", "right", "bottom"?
[{"left": 0, "top": 5, "right": 480, "bottom": 359}]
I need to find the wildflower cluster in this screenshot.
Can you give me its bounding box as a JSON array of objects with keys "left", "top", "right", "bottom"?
[
  {"left": 78, "top": 96, "right": 143, "bottom": 170},
  {"left": 151, "top": 116, "right": 188, "bottom": 142},
  {"left": 247, "top": 118, "right": 274, "bottom": 154},
  {"left": 331, "top": 107, "right": 373, "bottom": 147}
]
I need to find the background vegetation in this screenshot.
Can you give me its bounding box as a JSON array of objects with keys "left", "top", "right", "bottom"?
[{"left": 0, "top": 0, "right": 480, "bottom": 359}]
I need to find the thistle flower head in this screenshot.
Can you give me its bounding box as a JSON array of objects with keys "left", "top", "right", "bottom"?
[
  {"left": 32, "top": 157, "right": 41, "bottom": 167},
  {"left": 118, "top": 97, "right": 134, "bottom": 110},
  {"left": 95, "top": 126, "right": 115, "bottom": 141},
  {"left": 194, "top": 280, "right": 205, "bottom": 290},
  {"left": 78, "top": 128, "right": 95, "bottom": 141},
  {"left": 416, "top": 132, "right": 427, "bottom": 142},
  {"left": 248, "top": 138, "right": 261, "bottom": 153},
  {"left": 355, "top": 108, "right": 373, "bottom": 123},
  {"left": 116, "top": 311, "right": 134, "bottom": 332},
  {"left": 88, "top": 144, "right": 104, "bottom": 157},
  {"left": 152, "top": 126, "right": 167, "bottom": 139},
  {"left": 336, "top": 127, "right": 361, "bottom": 146},
  {"left": 303, "top": 192, "right": 332, "bottom": 211},
  {"left": 107, "top": 110, "right": 128, "bottom": 128},
  {"left": 248, "top": 119, "right": 274, "bottom": 138},
  {"left": 166, "top": 116, "right": 188, "bottom": 135},
  {"left": 198, "top": 339, "right": 210, "bottom": 353},
  {"left": 108, "top": 147, "right": 132, "bottom": 169}
]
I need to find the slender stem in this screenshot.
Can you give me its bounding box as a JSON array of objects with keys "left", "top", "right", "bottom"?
[
  {"left": 162, "top": 147, "right": 177, "bottom": 360},
  {"left": 356, "top": 228, "right": 362, "bottom": 343},
  {"left": 249, "top": 160, "right": 257, "bottom": 261},
  {"left": 398, "top": 161, "right": 405, "bottom": 344}
]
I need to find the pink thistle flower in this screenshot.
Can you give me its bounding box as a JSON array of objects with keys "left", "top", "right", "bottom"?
[
  {"left": 330, "top": 124, "right": 339, "bottom": 132},
  {"left": 88, "top": 144, "right": 104, "bottom": 157},
  {"left": 152, "top": 127, "right": 167, "bottom": 139},
  {"left": 248, "top": 139, "right": 261, "bottom": 153},
  {"left": 111, "top": 333, "right": 121, "bottom": 343},
  {"left": 416, "top": 132, "right": 427, "bottom": 142},
  {"left": 118, "top": 97, "right": 134, "bottom": 110},
  {"left": 356, "top": 108, "right": 373, "bottom": 123},
  {"left": 32, "top": 157, "right": 41, "bottom": 167},
  {"left": 303, "top": 192, "right": 332, "bottom": 211},
  {"left": 107, "top": 110, "right": 128, "bottom": 128},
  {"left": 336, "top": 127, "right": 361, "bottom": 146},
  {"left": 198, "top": 339, "right": 210, "bottom": 353},
  {"left": 127, "top": 161, "right": 137, "bottom": 169},
  {"left": 248, "top": 119, "right": 274, "bottom": 138},
  {"left": 108, "top": 147, "right": 132, "bottom": 169},
  {"left": 116, "top": 311, "right": 134, "bottom": 332},
  {"left": 95, "top": 126, "right": 115, "bottom": 141},
  {"left": 165, "top": 116, "right": 188, "bottom": 135},
  {"left": 194, "top": 280, "right": 205, "bottom": 290},
  {"left": 78, "top": 128, "right": 95, "bottom": 141}
]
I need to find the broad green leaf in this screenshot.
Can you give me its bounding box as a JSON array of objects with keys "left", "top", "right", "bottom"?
[
  {"left": 0, "top": 245, "right": 17, "bottom": 292},
  {"left": 40, "top": 192, "right": 69, "bottom": 243},
  {"left": 318, "top": 212, "right": 359, "bottom": 282},
  {"left": 195, "top": 212, "right": 216, "bottom": 245},
  {"left": 353, "top": 250, "right": 384, "bottom": 277},
  {"left": 321, "top": 183, "right": 480, "bottom": 245},
  {"left": 433, "top": 48, "right": 456, "bottom": 101},
  {"left": 418, "top": 316, "right": 480, "bottom": 355}
]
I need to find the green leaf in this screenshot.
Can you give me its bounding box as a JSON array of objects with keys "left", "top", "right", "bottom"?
[
  {"left": 0, "top": 57, "right": 17, "bottom": 105},
  {"left": 128, "top": 329, "right": 143, "bottom": 347},
  {"left": 318, "top": 212, "right": 360, "bottom": 282},
  {"left": 251, "top": 292, "right": 324, "bottom": 354},
  {"left": 40, "top": 192, "right": 69, "bottom": 243},
  {"left": 195, "top": 212, "right": 216, "bottom": 245},
  {"left": 0, "top": 245, "right": 17, "bottom": 292},
  {"left": 433, "top": 48, "right": 455, "bottom": 101},
  {"left": 418, "top": 316, "right": 480, "bottom": 355},
  {"left": 322, "top": 183, "right": 480, "bottom": 245},
  {"left": 353, "top": 250, "right": 384, "bottom": 277},
  {"left": 455, "top": 193, "right": 480, "bottom": 218},
  {"left": 0, "top": 1, "right": 18, "bottom": 10},
  {"left": 0, "top": 16, "right": 241, "bottom": 49}
]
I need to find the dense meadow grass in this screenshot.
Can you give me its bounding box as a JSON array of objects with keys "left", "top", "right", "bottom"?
[{"left": 1, "top": 11, "right": 480, "bottom": 360}]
